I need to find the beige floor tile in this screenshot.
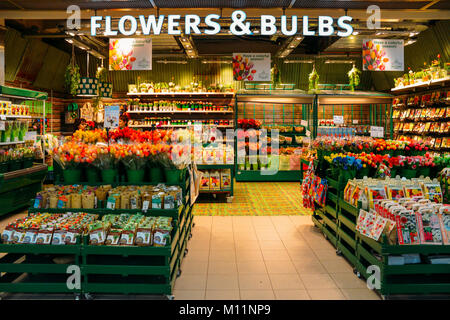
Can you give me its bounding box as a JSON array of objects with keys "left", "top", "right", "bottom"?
[
  {"left": 209, "top": 250, "right": 236, "bottom": 262},
  {"left": 261, "top": 249, "right": 291, "bottom": 261},
  {"left": 235, "top": 240, "right": 260, "bottom": 250},
  {"left": 240, "top": 290, "right": 275, "bottom": 300},
  {"left": 257, "top": 234, "right": 281, "bottom": 241},
  {"left": 286, "top": 248, "right": 316, "bottom": 261},
  {"left": 181, "top": 261, "right": 209, "bottom": 275},
  {"left": 274, "top": 289, "right": 311, "bottom": 300},
  {"left": 252, "top": 216, "right": 274, "bottom": 226},
  {"left": 236, "top": 249, "right": 264, "bottom": 262},
  {"left": 174, "top": 290, "right": 205, "bottom": 300},
  {"left": 330, "top": 273, "right": 368, "bottom": 289},
  {"left": 258, "top": 240, "right": 286, "bottom": 250},
  {"left": 234, "top": 233, "right": 258, "bottom": 241},
  {"left": 313, "top": 249, "right": 340, "bottom": 261},
  {"left": 320, "top": 258, "right": 354, "bottom": 273},
  {"left": 207, "top": 274, "right": 239, "bottom": 290},
  {"left": 210, "top": 241, "right": 235, "bottom": 251},
  {"left": 265, "top": 260, "right": 297, "bottom": 274},
  {"left": 175, "top": 275, "right": 207, "bottom": 290},
  {"left": 307, "top": 240, "right": 336, "bottom": 251},
  {"left": 269, "top": 274, "right": 305, "bottom": 290},
  {"left": 208, "top": 261, "right": 237, "bottom": 274},
  {"left": 278, "top": 232, "right": 306, "bottom": 242},
  {"left": 188, "top": 241, "right": 211, "bottom": 250},
  {"left": 184, "top": 250, "right": 210, "bottom": 262},
  {"left": 254, "top": 226, "right": 277, "bottom": 234},
  {"left": 205, "top": 290, "right": 240, "bottom": 300},
  {"left": 211, "top": 227, "right": 233, "bottom": 234},
  {"left": 238, "top": 274, "right": 272, "bottom": 290},
  {"left": 293, "top": 258, "right": 328, "bottom": 274},
  {"left": 300, "top": 274, "right": 338, "bottom": 289},
  {"left": 237, "top": 261, "right": 268, "bottom": 274},
  {"left": 210, "top": 232, "right": 234, "bottom": 240},
  {"left": 307, "top": 288, "right": 346, "bottom": 300},
  {"left": 340, "top": 288, "right": 381, "bottom": 300}
]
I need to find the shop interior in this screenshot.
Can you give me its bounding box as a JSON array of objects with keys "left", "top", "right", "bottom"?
[{"left": 0, "top": 1, "right": 449, "bottom": 300}]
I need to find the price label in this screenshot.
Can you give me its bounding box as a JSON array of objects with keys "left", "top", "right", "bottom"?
[
  {"left": 370, "top": 126, "right": 384, "bottom": 138},
  {"left": 306, "top": 130, "right": 311, "bottom": 137},
  {"left": 333, "top": 116, "right": 344, "bottom": 125},
  {"left": 353, "top": 120, "right": 359, "bottom": 124},
  {"left": 301, "top": 120, "right": 308, "bottom": 126},
  {"left": 0, "top": 115, "right": 6, "bottom": 121},
  {"left": 0, "top": 121, "right": 4, "bottom": 131},
  {"left": 25, "top": 131, "right": 37, "bottom": 142}
]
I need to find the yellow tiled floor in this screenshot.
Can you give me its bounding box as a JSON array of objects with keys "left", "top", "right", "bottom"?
[{"left": 175, "top": 215, "right": 381, "bottom": 300}]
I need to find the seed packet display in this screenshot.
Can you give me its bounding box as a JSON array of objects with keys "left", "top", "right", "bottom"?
[
  {"left": 105, "top": 229, "right": 121, "bottom": 245},
  {"left": 35, "top": 229, "right": 53, "bottom": 244},
  {"left": 370, "top": 215, "right": 389, "bottom": 241},
  {"left": 366, "top": 185, "right": 387, "bottom": 209},
  {"left": 1, "top": 226, "right": 15, "bottom": 243},
  {"left": 422, "top": 182, "right": 443, "bottom": 203},
  {"left": 395, "top": 210, "right": 420, "bottom": 245},
  {"left": 416, "top": 208, "right": 443, "bottom": 244},
  {"left": 200, "top": 171, "right": 210, "bottom": 190},
  {"left": 356, "top": 210, "right": 368, "bottom": 233},
  {"left": 387, "top": 184, "right": 405, "bottom": 200},
  {"left": 403, "top": 184, "right": 424, "bottom": 199},
  {"left": 344, "top": 181, "right": 355, "bottom": 203},
  {"left": 439, "top": 209, "right": 450, "bottom": 245},
  {"left": 359, "top": 210, "right": 378, "bottom": 238}
]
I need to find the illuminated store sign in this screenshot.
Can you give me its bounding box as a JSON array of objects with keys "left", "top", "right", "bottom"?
[{"left": 91, "top": 10, "right": 353, "bottom": 37}]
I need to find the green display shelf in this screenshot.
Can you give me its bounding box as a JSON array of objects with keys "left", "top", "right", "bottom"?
[
  {"left": 0, "top": 164, "right": 47, "bottom": 217},
  {"left": 314, "top": 193, "right": 450, "bottom": 298},
  {"left": 235, "top": 170, "right": 301, "bottom": 182}
]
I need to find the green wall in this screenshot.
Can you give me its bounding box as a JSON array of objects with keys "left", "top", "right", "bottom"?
[{"left": 371, "top": 20, "right": 450, "bottom": 92}]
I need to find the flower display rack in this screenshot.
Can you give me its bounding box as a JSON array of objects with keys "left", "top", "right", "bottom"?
[
  {"left": 196, "top": 164, "right": 234, "bottom": 196},
  {"left": 0, "top": 240, "right": 82, "bottom": 295},
  {"left": 313, "top": 189, "right": 450, "bottom": 298},
  {"left": 0, "top": 203, "right": 194, "bottom": 299},
  {"left": 0, "top": 164, "right": 48, "bottom": 217}
]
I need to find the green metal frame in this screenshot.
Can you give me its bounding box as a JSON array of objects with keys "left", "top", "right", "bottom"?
[
  {"left": 0, "top": 203, "right": 194, "bottom": 297},
  {"left": 313, "top": 180, "right": 450, "bottom": 298}
]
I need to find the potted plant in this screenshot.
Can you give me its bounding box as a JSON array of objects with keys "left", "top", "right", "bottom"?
[
  {"left": 0, "top": 149, "right": 8, "bottom": 173},
  {"left": 308, "top": 65, "right": 319, "bottom": 91},
  {"left": 348, "top": 65, "right": 361, "bottom": 91}
]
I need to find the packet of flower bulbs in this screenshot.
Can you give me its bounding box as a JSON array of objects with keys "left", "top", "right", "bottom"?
[
  {"left": 386, "top": 180, "right": 406, "bottom": 200},
  {"left": 344, "top": 181, "right": 355, "bottom": 203},
  {"left": 422, "top": 181, "right": 443, "bottom": 203},
  {"left": 416, "top": 207, "right": 443, "bottom": 245},
  {"left": 439, "top": 206, "right": 450, "bottom": 245},
  {"left": 366, "top": 184, "right": 387, "bottom": 210},
  {"left": 395, "top": 209, "right": 421, "bottom": 245},
  {"left": 403, "top": 183, "right": 424, "bottom": 199},
  {"left": 350, "top": 182, "right": 365, "bottom": 207}
]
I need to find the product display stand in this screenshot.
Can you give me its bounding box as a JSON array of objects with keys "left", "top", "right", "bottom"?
[
  {"left": 312, "top": 173, "right": 450, "bottom": 298},
  {"left": 235, "top": 91, "right": 314, "bottom": 182},
  {"left": 0, "top": 172, "right": 194, "bottom": 299},
  {"left": 196, "top": 164, "right": 234, "bottom": 197},
  {"left": 0, "top": 86, "right": 48, "bottom": 217}
]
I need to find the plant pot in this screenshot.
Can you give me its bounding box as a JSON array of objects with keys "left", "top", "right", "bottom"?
[
  {"left": 150, "top": 167, "right": 164, "bottom": 183},
  {"left": 0, "top": 162, "right": 8, "bottom": 173},
  {"left": 23, "top": 157, "right": 34, "bottom": 169},
  {"left": 357, "top": 167, "right": 370, "bottom": 179},
  {"left": 63, "top": 168, "right": 81, "bottom": 184},
  {"left": 86, "top": 167, "right": 99, "bottom": 183},
  {"left": 400, "top": 168, "right": 416, "bottom": 179},
  {"left": 338, "top": 169, "right": 355, "bottom": 188},
  {"left": 390, "top": 168, "right": 397, "bottom": 178},
  {"left": 127, "top": 169, "right": 145, "bottom": 183},
  {"left": 417, "top": 167, "right": 431, "bottom": 177},
  {"left": 165, "top": 168, "right": 181, "bottom": 184},
  {"left": 101, "top": 169, "right": 117, "bottom": 183}
]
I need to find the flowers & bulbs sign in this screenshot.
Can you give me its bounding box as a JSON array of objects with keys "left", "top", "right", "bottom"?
[
  {"left": 233, "top": 53, "right": 271, "bottom": 81},
  {"left": 362, "top": 39, "right": 404, "bottom": 71}
]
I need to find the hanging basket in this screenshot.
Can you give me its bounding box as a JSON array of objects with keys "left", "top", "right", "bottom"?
[
  {"left": 127, "top": 169, "right": 145, "bottom": 183},
  {"left": 63, "top": 168, "right": 81, "bottom": 184},
  {"left": 77, "top": 77, "right": 98, "bottom": 96},
  {"left": 98, "top": 82, "right": 113, "bottom": 98}
]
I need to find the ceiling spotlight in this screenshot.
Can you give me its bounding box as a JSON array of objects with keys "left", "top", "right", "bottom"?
[
  {"left": 405, "top": 39, "right": 417, "bottom": 46},
  {"left": 290, "top": 45, "right": 295, "bottom": 48},
  {"left": 325, "top": 59, "right": 355, "bottom": 64},
  {"left": 352, "top": 31, "right": 359, "bottom": 35},
  {"left": 253, "top": 29, "right": 259, "bottom": 34},
  {"left": 295, "top": 37, "right": 302, "bottom": 40},
  {"left": 65, "top": 39, "right": 73, "bottom": 44},
  {"left": 409, "top": 32, "right": 419, "bottom": 37}
]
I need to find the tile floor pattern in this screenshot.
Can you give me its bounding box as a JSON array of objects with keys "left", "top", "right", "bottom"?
[
  {"left": 175, "top": 215, "right": 381, "bottom": 300},
  {"left": 194, "top": 182, "right": 311, "bottom": 216}
]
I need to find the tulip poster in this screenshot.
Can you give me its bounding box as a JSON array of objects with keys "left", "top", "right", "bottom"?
[
  {"left": 232, "top": 53, "right": 271, "bottom": 81},
  {"left": 109, "top": 38, "right": 152, "bottom": 71},
  {"left": 362, "top": 39, "right": 404, "bottom": 71}
]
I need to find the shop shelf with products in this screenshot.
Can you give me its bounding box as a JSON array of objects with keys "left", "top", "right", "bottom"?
[
  {"left": 0, "top": 86, "right": 48, "bottom": 217},
  {"left": 315, "top": 91, "right": 393, "bottom": 140},
  {"left": 234, "top": 91, "right": 315, "bottom": 182},
  {"left": 391, "top": 81, "right": 450, "bottom": 151}
]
